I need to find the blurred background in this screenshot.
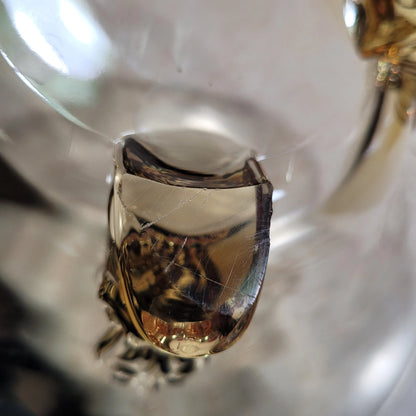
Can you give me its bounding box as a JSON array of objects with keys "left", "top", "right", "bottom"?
[{"left": 0, "top": 0, "right": 416, "bottom": 415}]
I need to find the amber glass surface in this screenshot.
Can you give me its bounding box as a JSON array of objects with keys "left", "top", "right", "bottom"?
[{"left": 102, "top": 137, "right": 273, "bottom": 358}]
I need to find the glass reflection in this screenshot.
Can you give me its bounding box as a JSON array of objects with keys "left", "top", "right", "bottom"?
[
  {"left": 13, "top": 10, "right": 68, "bottom": 74},
  {"left": 344, "top": 0, "right": 358, "bottom": 30},
  {"left": 60, "top": 0, "right": 99, "bottom": 46},
  {"left": 357, "top": 333, "right": 412, "bottom": 401},
  {"left": 2, "top": 0, "right": 111, "bottom": 80}
]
